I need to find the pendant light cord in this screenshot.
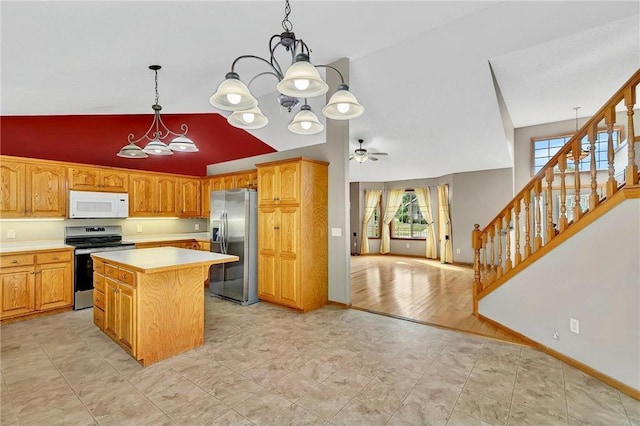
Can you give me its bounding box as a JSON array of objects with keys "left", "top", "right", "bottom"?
[{"left": 282, "top": 0, "right": 293, "bottom": 31}]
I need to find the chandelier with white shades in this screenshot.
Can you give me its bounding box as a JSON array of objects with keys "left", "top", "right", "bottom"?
[
  {"left": 118, "top": 65, "right": 198, "bottom": 159},
  {"left": 209, "top": 0, "right": 364, "bottom": 135}
]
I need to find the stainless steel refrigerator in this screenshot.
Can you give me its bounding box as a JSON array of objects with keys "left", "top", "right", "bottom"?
[{"left": 209, "top": 189, "right": 259, "bottom": 305}]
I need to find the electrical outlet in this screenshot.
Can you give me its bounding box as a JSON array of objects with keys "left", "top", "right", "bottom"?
[
  {"left": 406, "top": 243, "right": 410, "bottom": 248},
  {"left": 7, "top": 229, "right": 16, "bottom": 239},
  {"left": 456, "top": 248, "right": 461, "bottom": 254},
  {"left": 570, "top": 318, "right": 580, "bottom": 334},
  {"left": 331, "top": 228, "right": 342, "bottom": 237},
  {"left": 136, "top": 225, "right": 143, "bottom": 233},
  {"left": 195, "top": 224, "right": 200, "bottom": 231}
]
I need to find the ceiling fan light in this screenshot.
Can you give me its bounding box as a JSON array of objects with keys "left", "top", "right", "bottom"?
[
  {"left": 354, "top": 153, "right": 368, "bottom": 163},
  {"left": 168, "top": 135, "right": 199, "bottom": 152},
  {"left": 277, "top": 54, "right": 329, "bottom": 98},
  {"left": 143, "top": 139, "right": 174, "bottom": 156},
  {"left": 227, "top": 107, "right": 269, "bottom": 130},
  {"left": 117, "top": 143, "right": 149, "bottom": 158},
  {"left": 323, "top": 84, "right": 364, "bottom": 120},
  {"left": 287, "top": 105, "right": 324, "bottom": 135},
  {"left": 209, "top": 72, "right": 258, "bottom": 111}
]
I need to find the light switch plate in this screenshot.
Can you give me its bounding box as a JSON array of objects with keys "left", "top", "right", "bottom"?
[
  {"left": 136, "top": 225, "right": 143, "bottom": 233},
  {"left": 331, "top": 228, "right": 342, "bottom": 237},
  {"left": 7, "top": 229, "right": 16, "bottom": 239}
]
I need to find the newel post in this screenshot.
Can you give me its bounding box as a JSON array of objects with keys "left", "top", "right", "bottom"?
[{"left": 472, "top": 224, "right": 482, "bottom": 316}]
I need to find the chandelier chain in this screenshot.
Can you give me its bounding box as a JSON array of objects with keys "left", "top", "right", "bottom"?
[
  {"left": 281, "top": 0, "right": 293, "bottom": 32},
  {"left": 154, "top": 68, "right": 160, "bottom": 105}
]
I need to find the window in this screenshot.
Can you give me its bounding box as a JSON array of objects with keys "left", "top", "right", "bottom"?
[
  {"left": 391, "top": 190, "right": 427, "bottom": 239},
  {"left": 366, "top": 202, "right": 380, "bottom": 238},
  {"left": 532, "top": 128, "right": 621, "bottom": 175}
]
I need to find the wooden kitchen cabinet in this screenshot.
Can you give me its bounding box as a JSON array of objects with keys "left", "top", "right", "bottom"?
[
  {"left": 0, "top": 249, "right": 73, "bottom": 322},
  {"left": 235, "top": 171, "right": 257, "bottom": 189},
  {"left": 177, "top": 177, "right": 201, "bottom": 217},
  {"left": 257, "top": 161, "right": 300, "bottom": 205},
  {"left": 68, "top": 165, "right": 128, "bottom": 192},
  {"left": 0, "top": 158, "right": 66, "bottom": 218},
  {"left": 256, "top": 158, "right": 327, "bottom": 312},
  {"left": 201, "top": 170, "right": 258, "bottom": 217},
  {"left": 129, "top": 172, "right": 178, "bottom": 217},
  {"left": 102, "top": 265, "right": 136, "bottom": 356}
]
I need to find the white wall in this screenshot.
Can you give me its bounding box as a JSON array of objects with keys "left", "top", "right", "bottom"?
[
  {"left": 479, "top": 198, "right": 640, "bottom": 391},
  {"left": 451, "top": 168, "right": 514, "bottom": 263}
]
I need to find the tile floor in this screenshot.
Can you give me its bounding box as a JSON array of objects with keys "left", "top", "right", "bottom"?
[{"left": 1, "top": 295, "right": 638, "bottom": 426}]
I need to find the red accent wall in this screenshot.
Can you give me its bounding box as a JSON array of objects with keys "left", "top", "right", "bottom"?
[{"left": 0, "top": 113, "right": 276, "bottom": 176}]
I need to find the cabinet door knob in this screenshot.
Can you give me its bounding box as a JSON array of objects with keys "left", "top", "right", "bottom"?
[
  {"left": 52, "top": 256, "right": 59, "bottom": 260},
  {"left": 11, "top": 260, "right": 18, "bottom": 264},
  {"left": 29, "top": 271, "right": 35, "bottom": 275}
]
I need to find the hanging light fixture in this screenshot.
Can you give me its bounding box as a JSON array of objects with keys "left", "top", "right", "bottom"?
[
  {"left": 118, "top": 65, "right": 198, "bottom": 158},
  {"left": 209, "top": 0, "right": 364, "bottom": 134}
]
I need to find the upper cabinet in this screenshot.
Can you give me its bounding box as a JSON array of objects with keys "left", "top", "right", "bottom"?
[
  {"left": 200, "top": 170, "right": 258, "bottom": 218},
  {"left": 129, "top": 172, "right": 178, "bottom": 217},
  {"left": 0, "top": 158, "right": 66, "bottom": 218},
  {"left": 257, "top": 161, "right": 299, "bottom": 205},
  {"left": 68, "top": 166, "right": 128, "bottom": 193},
  {"left": 177, "top": 177, "right": 201, "bottom": 218}
]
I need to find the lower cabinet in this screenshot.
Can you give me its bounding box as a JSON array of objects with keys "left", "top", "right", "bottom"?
[
  {"left": 96, "top": 261, "right": 136, "bottom": 356},
  {"left": 0, "top": 249, "right": 73, "bottom": 322}
]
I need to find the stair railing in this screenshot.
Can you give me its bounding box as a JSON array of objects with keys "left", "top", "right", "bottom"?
[{"left": 472, "top": 69, "right": 640, "bottom": 314}]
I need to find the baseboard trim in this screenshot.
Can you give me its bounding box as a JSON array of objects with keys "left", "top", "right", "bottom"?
[
  {"left": 478, "top": 314, "right": 640, "bottom": 400},
  {"left": 0, "top": 306, "right": 73, "bottom": 325},
  {"left": 327, "top": 300, "right": 351, "bottom": 309}
]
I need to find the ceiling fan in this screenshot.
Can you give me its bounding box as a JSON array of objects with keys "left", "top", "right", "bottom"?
[{"left": 349, "top": 139, "right": 388, "bottom": 163}]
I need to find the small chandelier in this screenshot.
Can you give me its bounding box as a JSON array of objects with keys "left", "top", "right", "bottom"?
[
  {"left": 118, "top": 65, "right": 198, "bottom": 158},
  {"left": 566, "top": 106, "right": 590, "bottom": 161},
  {"left": 209, "top": 0, "right": 364, "bottom": 135}
]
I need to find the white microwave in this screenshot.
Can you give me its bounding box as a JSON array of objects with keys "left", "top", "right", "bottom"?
[{"left": 69, "top": 190, "right": 129, "bottom": 218}]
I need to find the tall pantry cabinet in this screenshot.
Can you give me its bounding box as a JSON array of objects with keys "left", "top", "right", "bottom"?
[{"left": 256, "top": 158, "right": 328, "bottom": 312}]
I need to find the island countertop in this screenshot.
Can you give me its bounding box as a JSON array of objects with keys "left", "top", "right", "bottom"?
[{"left": 91, "top": 247, "right": 238, "bottom": 274}]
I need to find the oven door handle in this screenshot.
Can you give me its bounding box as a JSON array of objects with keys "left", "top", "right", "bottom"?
[{"left": 74, "top": 245, "right": 135, "bottom": 255}]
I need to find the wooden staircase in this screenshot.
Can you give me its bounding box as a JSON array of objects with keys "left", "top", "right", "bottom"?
[{"left": 471, "top": 69, "right": 640, "bottom": 311}]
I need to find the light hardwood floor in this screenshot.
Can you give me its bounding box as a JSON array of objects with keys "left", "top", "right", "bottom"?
[{"left": 350, "top": 255, "right": 528, "bottom": 345}]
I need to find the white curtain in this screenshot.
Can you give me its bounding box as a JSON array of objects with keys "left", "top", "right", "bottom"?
[
  {"left": 414, "top": 187, "right": 437, "bottom": 259},
  {"left": 438, "top": 185, "right": 453, "bottom": 263},
  {"left": 380, "top": 189, "right": 405, "bottom": 254},
  {"left": 360, "top": 190, "right": 382, "bottom": 254}
]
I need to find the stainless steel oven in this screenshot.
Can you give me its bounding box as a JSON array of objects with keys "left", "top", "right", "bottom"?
[{"left": 65, "top": 226, "right": 135, "bottom": 310}]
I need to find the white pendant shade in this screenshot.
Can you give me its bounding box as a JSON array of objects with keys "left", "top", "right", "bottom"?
[
  {"left": 287, "top": 105, "right": 324, "bottom": 135},
  {"left": 322, "top": 84, "right": 365, "bottom": 120},
  {"left": 143, "top": 139, "right": 174, "bottom": 156},
  {"left": 209, "top": 72, "right": 258, "bottom": 111},
  {"left": 227, "top": 107, "right": 269, "bottom": 130},
  {"left": 168, "top": 135, "right": 199, "bottom": 152},
  {"left": 277, "top": 55, "right": 328, "bottom": 98},
  {"left": 117, "top": 143, "right": 149, "bottom": 158}
]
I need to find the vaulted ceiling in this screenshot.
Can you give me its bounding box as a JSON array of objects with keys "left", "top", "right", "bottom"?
[{"left": 1, "top": 1, "right": 638, "bottom": 181}]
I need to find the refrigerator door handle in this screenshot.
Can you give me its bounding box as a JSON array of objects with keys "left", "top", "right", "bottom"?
[
  {"left": 223, "top": 211, "right": 229, "bottom": 254},
  {"left": 219, "top": 211, "right": 226, "bottom": 254}
]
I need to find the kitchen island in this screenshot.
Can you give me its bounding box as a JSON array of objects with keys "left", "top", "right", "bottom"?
[{"left": 91, "top": 247, "right": 238, "bottom": 366}]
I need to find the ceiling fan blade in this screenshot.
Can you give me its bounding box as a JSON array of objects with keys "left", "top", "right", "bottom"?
[
  {"left": 369, "top": 156, "right": 379, "bottom": 161},
  {"left": 349, "top": 155, "right": 355, "bottom": 160},
  {"left": 369, "top": 152, "right": 389, "bottom": 156}
]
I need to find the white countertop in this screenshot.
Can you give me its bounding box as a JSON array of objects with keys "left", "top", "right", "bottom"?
[
  {"left": 122, "top": 232, "right": 211, "bottom": 244},
  {"left": 0, "top": 240, "right": 73, "bottom": 254},
  {"left": 91, "top": 247, "right": 237, "bottom": 273}
]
